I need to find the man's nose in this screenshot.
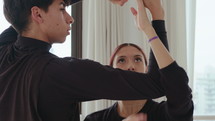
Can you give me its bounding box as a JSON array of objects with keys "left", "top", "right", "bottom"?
[{"left": 67, "top": 14, "right": 74, "bottom": 24}]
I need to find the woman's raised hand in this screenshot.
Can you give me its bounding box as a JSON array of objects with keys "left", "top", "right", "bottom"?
[
  {"left": 109, "top": 0, "right": 128, "bottom": 6},
  {"left": 130, "top": 0, "right": 152, "bottom": 33}
]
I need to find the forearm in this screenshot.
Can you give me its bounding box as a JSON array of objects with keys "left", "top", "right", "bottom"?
[
  {"left": 144, "top": 27, "right": 174, "bottom": 69},
  {"left": 44, "top": 58, "right": 165, "bottom": 101},
  {"left": 148, "top": 20, "right": 168, "bottom": 73}
]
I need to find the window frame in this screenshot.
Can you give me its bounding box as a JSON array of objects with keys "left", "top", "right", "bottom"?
[
  {"left": 71, "top": 2, "right": 82, "bottom": 58},
  {"left": 71, "top": 1, "right": 83, "bottom": 115}
]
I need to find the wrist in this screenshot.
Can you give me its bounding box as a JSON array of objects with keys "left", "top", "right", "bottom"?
[
  {"left": 148, "top": 36, "right": 159, "bottom": 42},
  {"left": 151, "top": 8, "right": 165, "bottom": 20},
  {"left": 144, "top": 27, "right": 157, "bottom": 40}
]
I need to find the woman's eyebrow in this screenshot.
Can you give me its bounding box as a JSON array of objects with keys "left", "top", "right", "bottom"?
[
  {"left": 117, "top": 56, "right": 126, "bottom": 58},
  {"left": 133, "top": 54, "right": 143, "bottom": 57}
]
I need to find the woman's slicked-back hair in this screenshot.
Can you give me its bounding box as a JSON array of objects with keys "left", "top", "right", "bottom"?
[
  {"left": 109, "top": 43, "right": 148, "bottom": 67},
  {"left": 3, "top": 0, "right": 72, "bottom": 33}
]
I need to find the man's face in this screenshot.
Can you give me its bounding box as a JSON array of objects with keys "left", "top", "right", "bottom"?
[{"left": 40, "top": 0, "right": 73, "bottom": 43}]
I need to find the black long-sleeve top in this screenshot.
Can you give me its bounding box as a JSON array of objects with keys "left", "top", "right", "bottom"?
[
  {"left": 0, "top": 11, "right": 192, "bottom": 121},
  {"left": 84, "top": 21, "right": 194, "bottom": 121}
]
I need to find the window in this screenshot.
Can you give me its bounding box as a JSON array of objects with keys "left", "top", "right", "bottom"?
[
  {"left": 0, "top": 1, "right": 10, "bottom": 33},
  {"left": 193, "top": 0, "right": 215, "bottom": 120}
]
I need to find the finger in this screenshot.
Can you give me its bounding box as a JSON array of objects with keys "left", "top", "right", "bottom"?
[
  {"left": 138, "top": 113, "right": 147, "bottom": 121},
  {"left": 144, "top": 114, "right": 147, "bottom": 121},
  {"left": 136, "top": 0, "right": 145, "bottom": 10},
  {"left": 130, "top": 7, "right": 138, "bottom": 29},
  {"left": 119, "top": 0, "right": 128, "bottom": 6},
  {"left": 130, "top": 7, "right": 138, "bottom": 16}
]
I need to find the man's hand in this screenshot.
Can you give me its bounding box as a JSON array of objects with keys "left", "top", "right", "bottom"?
[
  {"left": 122, "top": 113, "right": 147, "bottom": 121},
  {"left": 142, "top": 0, "right": 164, "bottom": 20},
  {"left": 109, "top": 0, "right": 128, "bottom": 6}
]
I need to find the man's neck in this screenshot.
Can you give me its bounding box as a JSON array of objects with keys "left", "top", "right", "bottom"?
[{"left": 21, "top": 26, "right": 50, "bottom": 44}]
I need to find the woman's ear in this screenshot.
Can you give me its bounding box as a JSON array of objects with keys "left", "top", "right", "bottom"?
[{"left": 31, "top": 6, "right": 43, "bottom": 23}]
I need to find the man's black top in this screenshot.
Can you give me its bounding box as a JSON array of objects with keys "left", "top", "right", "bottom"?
[
  {"left": 0, "top": 18, "right": 193, "bottom": 121},
  {"left": 84, "top": 21, "right": 194, "bottom": 121}
]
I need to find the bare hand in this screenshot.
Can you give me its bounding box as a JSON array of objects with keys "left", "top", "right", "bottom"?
[
  {"left": 122, "top": 113, "right": 147, "bottom": 121},
  {"left": 130, "top": 0, "right": 152, "bottom": 32},
  {"left": 142, "top": 0, "right": 164, "bottom": 20},
  {"left": 109, "top": 0, "right": 128, "bottom": 6}
]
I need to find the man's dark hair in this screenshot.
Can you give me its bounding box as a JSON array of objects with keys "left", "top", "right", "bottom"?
[{"left": 3, "top": 0, "right": 72, "bottom": 34}]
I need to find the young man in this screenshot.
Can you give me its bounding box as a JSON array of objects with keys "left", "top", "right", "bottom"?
[{"left": 0, "top": 0, "right": 192, "bottom": 121}]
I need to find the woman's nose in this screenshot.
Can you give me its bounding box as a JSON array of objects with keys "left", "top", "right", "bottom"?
[
  {"left": 127, "top": 63, "right": 135, "bottom": 71},
  {"left": 128, "top": 67, "right": 135, "bottom": 71}
]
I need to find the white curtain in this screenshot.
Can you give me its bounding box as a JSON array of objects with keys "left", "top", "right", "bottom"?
[
  {"left": 81, "top": 0, "right": 196, "bottom": 120},
  {"left": 163, "top": 0, "right": 196, "bottom": 91},
  {"left": 82, "top": 0, "right": 124, "bottom": 120},
  {"left": 81, "top": 0, "right": 149, "bottom": 119}
]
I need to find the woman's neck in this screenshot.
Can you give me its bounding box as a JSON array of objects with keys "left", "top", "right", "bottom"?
[{"left": 117, "top": 100, "right": 147, "bottom": 118}]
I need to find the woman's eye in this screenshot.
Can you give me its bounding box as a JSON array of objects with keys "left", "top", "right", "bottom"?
[
  {"left": 117, "top": 58, "right": 125, "bottom": 63},
  {"left": 135, "top": 58, "right": 142, "bottom": 62}
]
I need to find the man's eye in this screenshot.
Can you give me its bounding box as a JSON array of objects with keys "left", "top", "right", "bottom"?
[{"left": 60, "top": 8, "right": 65, "bottom": 11}]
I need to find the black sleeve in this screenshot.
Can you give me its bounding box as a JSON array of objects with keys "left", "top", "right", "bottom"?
[
  {"left": 40, "top": 57, "right": 166, "bottom": 102},
  {"left": 148, "top": 20, "right": 169, "bottom": 73},
  {"left": 83, "top": 104, "right": 118, "bottom": 121},
  {"left": 0, "top": 26, "right": 18, "bottom": 46},
  {"left": 148, "top": 20, "right": 193, "bottom": 120},
  {"left": 144, "top": 20, "right": 168, "bottom": 98},
  {"left": 84, "top": 112, "right": 103, "bottom": 121},
  {"left": 160, "top": 62, "right": 193, "bottom": 121}
]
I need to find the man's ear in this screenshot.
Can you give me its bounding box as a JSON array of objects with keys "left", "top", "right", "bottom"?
[{"left": 31, "top": 6, "right": 43, "bottom": 23}]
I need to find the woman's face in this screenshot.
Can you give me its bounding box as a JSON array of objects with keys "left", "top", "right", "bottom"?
[{"left": 113, "top": 46, "right": 147, "bottom": 73}]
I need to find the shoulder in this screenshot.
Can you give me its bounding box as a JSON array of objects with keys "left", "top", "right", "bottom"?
[
  {"left": 0, "top": 26, "right": 18, "bottom": 46},
  {"left": 84, "top": 103, "right": 118, "bottom": 121},
  {"left": 84, "top": 109, "right": 108, "bottom": 121}
]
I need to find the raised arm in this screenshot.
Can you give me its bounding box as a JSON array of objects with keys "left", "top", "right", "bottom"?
[
  {"left": 130, "top": 0, "right": 193, "bottom": 120},
  {"left": 130, "top": 0, "right": 174, "bottom": 69},
  {"left": 143, "top": 0, "right": 169, "bottom": 73}
]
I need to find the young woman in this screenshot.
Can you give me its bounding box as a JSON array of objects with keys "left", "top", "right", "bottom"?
[{"left": 84, "top": 0, "right": 193, "bottom": 121}]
